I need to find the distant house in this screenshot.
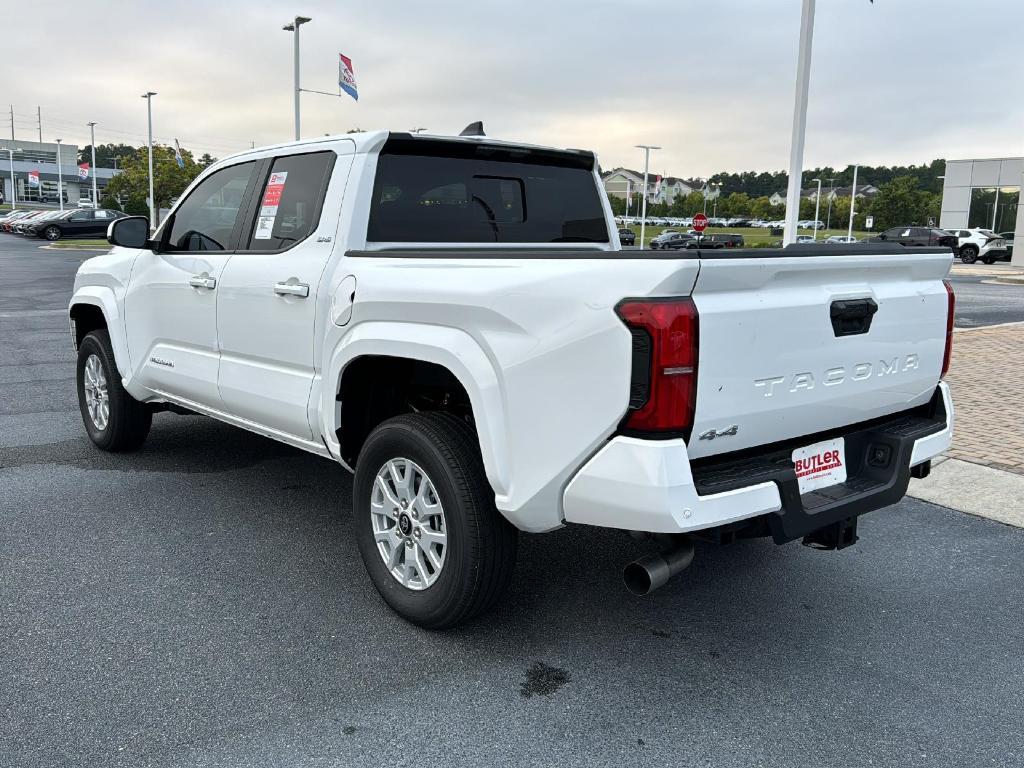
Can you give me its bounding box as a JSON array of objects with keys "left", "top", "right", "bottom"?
[
  {"left": 769, "top": 187, "right": 823, "bottom": 206},
  {"left": 827, "top": 184, "right": 879, "bottom": 200},
  {"left": 602, "top": 167, "right": 696, "bottom": 205}
]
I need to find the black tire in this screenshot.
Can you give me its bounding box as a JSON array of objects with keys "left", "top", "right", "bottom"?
[
  {"left": 982, "top": 257, "right": 995, "bottom": 265},
  {"left": 43, "top": 225, "right": 62, "bottom": 241},
  {"left": 76, "top": 329, "right": 152, "bottom": 451},
  {"left": 959, "top": 245, "right": 978, "bottom": 264},
  {"left": 352, "top": 412, "right": 517, "bottom": 629}
]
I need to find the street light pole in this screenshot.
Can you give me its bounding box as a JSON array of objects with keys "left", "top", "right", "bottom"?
[
  {"left": 283, "top": 16, "right": 312, "bottom": 141},
  {"left": 141, "top": 92, "right": 157, "bottom": 227},
  {"left": 811, "top": 177, "right": 822, "bottom": 240},
  {"left": 825, "top": 177, "right": 835, "bottom": 230},
  {"left": 635, "top": 144, "right": 660, "bottom": 249},
  {"left": 847, "top": 164, "right": 859, "bottom": 241},
  {"left": 55, "top": 139, "right": 64, "bottom": 212},
  {"left": 783, "top": 0, "right": 816, "bottom": 247},
  {"left": 87, "top": 121, "right": 98, "bottom": 207}
]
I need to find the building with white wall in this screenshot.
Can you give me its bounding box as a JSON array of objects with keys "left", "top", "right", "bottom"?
[
  {"left": 0, "top": 139, "right": 121, "bottom": 207},
  {"left": 940, "top": 157, "right": 1023, "bottom": 266}
]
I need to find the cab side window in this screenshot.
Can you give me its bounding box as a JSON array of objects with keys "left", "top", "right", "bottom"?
[
  {"left": 244, "top": 151, "right": 335, "bottom": 251},
  {"left": 166, "top": 162, "right": 255, "bottom": 252}
]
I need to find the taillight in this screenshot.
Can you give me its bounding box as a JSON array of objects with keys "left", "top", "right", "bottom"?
[
  {"left": 615, "top": 298, "right": 699, "bottom": 434},
  {"left": 942, "top": 280, "right": 955, "bottom": 377}
]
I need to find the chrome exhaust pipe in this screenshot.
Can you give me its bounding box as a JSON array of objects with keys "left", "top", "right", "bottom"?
[{"left": 623, "top": 539, "right": 695, "bottom": 596}]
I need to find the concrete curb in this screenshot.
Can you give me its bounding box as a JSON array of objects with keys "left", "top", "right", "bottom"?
[
  {"left": 992, "top": 275, "right": 1024, "bottom": 285},
  {"left": 38, "top": 244, "right": 109, "bottom": 252},
  {"left": 908, "top": 457, "right": 1024, "bottom": 529}
]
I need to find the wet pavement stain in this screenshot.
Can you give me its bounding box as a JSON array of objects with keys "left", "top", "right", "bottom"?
[
  {"left": 651, "top": 629, "right": 671, "bottom": 638},
  {"left": 342, "top": 726, "right": 357, "bottom": 736},
  {"left": 519, "top": 662, "right": 570, "bottom": 698}
]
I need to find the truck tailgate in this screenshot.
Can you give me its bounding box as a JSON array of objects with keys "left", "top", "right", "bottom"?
[{"left": 687, "top": 248, "right": 952, "bottom": 460}]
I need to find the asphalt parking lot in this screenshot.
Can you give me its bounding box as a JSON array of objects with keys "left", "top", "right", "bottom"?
[{"left": 2, "top": 236, "right": 1023, "bottom": 768}]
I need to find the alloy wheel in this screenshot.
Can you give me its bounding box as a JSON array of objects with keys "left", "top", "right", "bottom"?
[
  {"left": 370, "top": 457, "right": 448, "bottom": 590},
  {"left": 83, "top": 354, "right": 109, "bottom": 430}
]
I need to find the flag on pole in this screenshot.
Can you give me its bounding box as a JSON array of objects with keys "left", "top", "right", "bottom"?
[
  {"left": 173, "top": 139, "right": 185, "bottom": 169},
  {"left": 27, "top": 170, "right": 40, "bottom": 188},
  {"left": 653, "top": 174, "right": 662, "bottom": 199},
  {"left": 78, "top": 163, "right": 90, "bottom": 181},
  {"left": 338, "top": 53, "right": 358, "bottom": 101}
]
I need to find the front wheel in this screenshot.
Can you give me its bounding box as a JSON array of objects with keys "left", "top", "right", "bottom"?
[
  {"left": 43, "top": 226, "right": 61, "bottom": 241},
  {"left": 76, "top": 330, "right": 152, "bottom": 451},
  {"left": 959, "top": 245, "right": 978, "bottom": 264},
  {"left": 352, "top": 412, "right": 517, "bottom": 629}
]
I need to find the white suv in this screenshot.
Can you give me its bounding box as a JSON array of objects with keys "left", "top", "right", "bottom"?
[{"left": 946, "top": 228, "right": 1009, "bottom": 264}]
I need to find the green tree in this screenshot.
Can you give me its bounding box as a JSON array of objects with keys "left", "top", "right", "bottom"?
[
  {"left": 103, "top": 144, "right": 205, "bottom": 217},
  {"left": 197, "top": 153, "right": 218, "bottom": 169},
  {"left": 77, "top": 143, "right": 139, "bottom": 168},
  {"left": 869, "top": 175, "right": 937, "bottom": 230}
]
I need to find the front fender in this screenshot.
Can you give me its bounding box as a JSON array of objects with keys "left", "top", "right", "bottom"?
[
  {"left": 321, "top": 320, "right": 512, "bottom": 504},
  {"left": 69, "top": 286, "right": 132, "bottom": 381}
]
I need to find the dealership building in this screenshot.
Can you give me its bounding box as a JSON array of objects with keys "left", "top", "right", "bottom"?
[
  {"left": 940, "top": 157, "right": 1023, "bottom": 266},
  {"left": 0, "top": 139, "right": 121, "bottom": 207}
]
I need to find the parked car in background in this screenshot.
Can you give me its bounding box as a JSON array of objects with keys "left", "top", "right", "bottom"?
[
  {"left": 707, "top": 233, "right": 744, "bottom": 248},
  {"left": 77, "top": 198, "right": 97, "bottom": 209},
  {"left": 0, "top": 210, "right": 38, "bottom": 231},
  {"left": 649, "top": 231, "right": 694, "bottom": 250},
  {"left": 13, "top": 211, "right": 60, "bottom": 234},
  {"left": 999, "top": 232, "right": 1014, "bottom": 259},
  {"left": 617, "top": 227, "right": 635, "bottom": 246},
  {"left": 870, "top": 226, "right": 958, "bottom": 250},
  {"left": 944, "top": 228, "right": 1009, "bottom": 264},
  {"left": 796, "top": 235, "right": 816, "bottom": 244},
  {"left": 825, "top": 235, "right": 859, "bottom": 244},
  {"left": 25, "top": 208, "right": 126, "bottom": 241}
]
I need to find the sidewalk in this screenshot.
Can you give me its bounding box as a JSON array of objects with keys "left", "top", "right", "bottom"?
[{"left": 909, "top": 322, "right": 1024, "bottom": 527}]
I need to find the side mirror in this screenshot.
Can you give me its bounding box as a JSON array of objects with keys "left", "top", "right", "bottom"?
[{"left": 107, "top": 216, "right": 151, "bottom": 249}]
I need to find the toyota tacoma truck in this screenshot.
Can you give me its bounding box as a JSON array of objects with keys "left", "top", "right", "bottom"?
[{"left": 69, "top": 129, "right": 955, "bottom": 629}]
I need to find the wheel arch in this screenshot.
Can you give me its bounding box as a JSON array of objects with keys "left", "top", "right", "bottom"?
[
  {"left": 323, "top": 322, "right": 511, "bottom": 500},
  {"left": 69, "top": 288, "right": 130, "bottom": 380}
]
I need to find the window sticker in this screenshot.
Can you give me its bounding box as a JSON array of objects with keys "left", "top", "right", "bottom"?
[{"left": 253, "top": 171, "right": 288, "bottom": 240}]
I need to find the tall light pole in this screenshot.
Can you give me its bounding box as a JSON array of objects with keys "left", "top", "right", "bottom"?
[
  {"left": 847, "top": 164, "right": 859, "bottom": 241},
  {"left": 87, "top": 121, "right": 98, "bottom": 206},
  {"left": 635, "top": 144, "right": 660, "bottom": 249},
  {"left": 282, "top": 16, "right": 312, "bottom": 141},
  {"left": 141, "top": 92, "right": 156, "bottom": 227},
  {"left": 710, "top": 182, "right": 722, "bottom": 219},
  {"left": 811, "top": 177, "right": 822, "bottom": 240},
  {"left": 55, "top": 138, "right": 64, "bottom": 211},
  {"left": 783, "top": 0, "right": 815, "bottom": 247},
  {"left": 5, "top": 148, "right": 15, "bottom": 210}
]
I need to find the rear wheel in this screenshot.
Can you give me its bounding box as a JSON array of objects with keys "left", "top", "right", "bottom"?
[
  {"left": 76, "top": 330, "right": 152, "bottom": 451},
  {"left": 982, "top": 257, "right": 995, "bottom": 265},
  {"left": 43, "top": 225, "right": 61, "bottom": 241},
  {"left": 352, "top": 412, "right": 517, "bottom": 629},
  {"left": 959, "top": 245, "right": 978, "bottom": 264}
]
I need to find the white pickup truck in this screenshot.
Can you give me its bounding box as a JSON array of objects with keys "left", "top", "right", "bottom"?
[{"left": 70, "top": 129, "right": 955, "bottom": 628}]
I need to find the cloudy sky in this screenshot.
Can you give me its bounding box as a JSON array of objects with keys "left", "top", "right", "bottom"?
[{"left": 6, "top": 0, "right": 1022, "bottom": 177}]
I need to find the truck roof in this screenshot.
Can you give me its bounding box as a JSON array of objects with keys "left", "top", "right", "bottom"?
[{"left": 219, "top": 129, "right": 595, "bottom": 164}]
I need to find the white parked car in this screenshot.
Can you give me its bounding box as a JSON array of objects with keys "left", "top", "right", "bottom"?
[
  {"left": 826, "top": 235, "right": 859, "bottom": 244},
  {"left": 945, "top": 228, "right": 1009, "bottom": 264},
  {"left": 69, "top": 129, "right": 955, "bottom": 628}
]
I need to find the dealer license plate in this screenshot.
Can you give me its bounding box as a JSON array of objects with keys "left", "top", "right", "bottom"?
[{"left": 792, "top": 437, "right": 847, "bottom": 495}]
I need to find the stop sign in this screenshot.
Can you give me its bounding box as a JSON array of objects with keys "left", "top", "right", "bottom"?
[{"left": 692, "top": 213, "right": 708, "bottom": 232}]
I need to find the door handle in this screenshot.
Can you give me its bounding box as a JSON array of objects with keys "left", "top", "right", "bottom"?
[
  {"left": 274, "top": 281, "right": 310, "bottom": 298},
  {"left": 189, "top": 274, "right": 216, "bottom": 289}
]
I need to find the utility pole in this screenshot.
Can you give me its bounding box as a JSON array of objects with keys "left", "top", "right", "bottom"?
[
  {"left": 37, "top": 106, "right": 42, "bottom": 144},
  {"left": 141, "top": 92, "right": 157, "bottom": 227},
  {"left": 8, "top": 105, "right": 13, "bottom": 140},
  {"left": 55, "top": 138, "right": 64, "bottom": 211},
  {"left": 635, "top": 144, "right": 660, "bottom": 249},
  {"left": 87, "top": 122, "right": 98, "bottom": 207},
  {"left": 847, "top": 164, "right": 859, "bottom": 241},
  {"left": 783, "top": 0, "right": 815, "bottom": 247},
  {"left": 282, "top": 16, "right": 312, "bottom": 141}
]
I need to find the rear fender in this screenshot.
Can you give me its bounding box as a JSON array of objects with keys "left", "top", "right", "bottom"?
[{"left": 322, "top": 321, "right": 511, "bottom": 500}]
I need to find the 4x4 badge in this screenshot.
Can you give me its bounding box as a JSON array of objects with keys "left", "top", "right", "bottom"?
[{"left": 698, "top": 424, "right": 738, "bottom": 441}]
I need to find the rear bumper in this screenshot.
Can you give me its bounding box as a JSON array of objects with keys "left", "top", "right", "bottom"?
[
  {"left": 563, "top": 382, "right": 953, "bottom": 538},
  {"left": 981, "top": 247, "right": 1009, "bottom": 260}
]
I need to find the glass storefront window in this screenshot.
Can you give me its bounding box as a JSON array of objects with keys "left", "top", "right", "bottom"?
[{"left": 969, "top": 186, "right": 1019, "bottom": 231}]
